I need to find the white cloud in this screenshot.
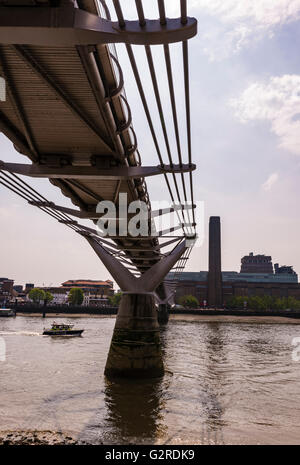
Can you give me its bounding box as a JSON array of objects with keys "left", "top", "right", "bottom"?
[
  {"left": 193, "top": 0, "right": 300, "bottom": 26},
  {"left": 185, "top": 0, "right": 300, "bottom": 59},
  {"left": 108, "top": 1, "right": 300, "bottom": 59},
  {"left": 231, "top": 74, "right": 300, "bottom": 155},
  {"left": 262, "top": 172, "right": 279, "bottom": 191}
]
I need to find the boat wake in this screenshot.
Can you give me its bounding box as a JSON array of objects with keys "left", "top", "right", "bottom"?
[{"left": 0, "top": 331, "right": 41, "bottom": 336}]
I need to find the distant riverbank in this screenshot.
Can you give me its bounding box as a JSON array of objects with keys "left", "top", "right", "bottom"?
[
  {"left": 14, "top": 311, "right": 300, "bottom": 324},
  {"left": 171, "top": 308, "right": 300, "bottom": 318},
  {"left": 13, "top": 304, "right": 117, "bottom": 316},
  {"left": 16, "top": 312, "right": 115, "bottom": 318},
  {"left": 170, "top": 314, "right": 300, "bottom": 324},
  {"left": 11, "top": 304, "right": 300, "bottom": 324}
]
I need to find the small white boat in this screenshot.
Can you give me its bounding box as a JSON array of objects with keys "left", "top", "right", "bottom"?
[
  {"left": 0, "top": 308, "right": 16, "bottom": 317},
  {"left": 43, "top": 322, "right": 84, "bottom": 337}
]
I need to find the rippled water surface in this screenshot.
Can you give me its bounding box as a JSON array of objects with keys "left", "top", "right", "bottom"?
[{"left": 0, "top": 315, "right": 300, "bottom": 444}]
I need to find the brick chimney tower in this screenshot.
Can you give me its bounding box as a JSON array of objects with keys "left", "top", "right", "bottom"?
[{"left": 208, "top": 216, "right": 222, "bottom": 307}]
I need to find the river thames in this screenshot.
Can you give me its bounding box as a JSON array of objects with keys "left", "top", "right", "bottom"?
[{"left": 0, "top": 315, "right": 300, "bottom": 445}]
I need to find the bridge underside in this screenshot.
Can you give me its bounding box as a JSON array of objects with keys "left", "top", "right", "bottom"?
[{"left": 0, "top": 0, "right": 197, "bottom": 377}]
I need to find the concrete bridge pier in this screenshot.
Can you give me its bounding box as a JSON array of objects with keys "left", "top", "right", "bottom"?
[
  {"left": 105, "top": 293, "right": 164, "bottom": 378},
  {"left": 157, "top": 304, "right": 169, "bottom": 324},
  {"left": 85, "top": 235, "right": 188, "bottom": 378}
]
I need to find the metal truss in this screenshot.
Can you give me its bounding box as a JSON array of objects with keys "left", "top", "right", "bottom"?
[
  {"left": 0, "top": 2, "right": 197, "bottom": 46},
  {"left": 0, "top": 0, "right": 198, "bottom": 303}
]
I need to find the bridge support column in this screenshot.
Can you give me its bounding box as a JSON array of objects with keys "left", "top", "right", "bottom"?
[
  {"left": 105, "top": 293, "right": 164, "bottom": 378},
  {"left": 157, "top": 304, "right": 169, "bottom": 324},
  {"left": 84, "top": 235, "right": 189, "bottom": 378}
]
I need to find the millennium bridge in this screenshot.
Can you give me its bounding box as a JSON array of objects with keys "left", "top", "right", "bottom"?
[{"left": 0, "top": 0, "right": 197, "bottom": 377}]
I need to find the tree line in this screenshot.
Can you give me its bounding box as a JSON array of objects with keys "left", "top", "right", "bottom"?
[
  {"left": 225, "top": 295, "right": 300, "bottom": 310},
  {"left": 177, "top": 294, "right": 300, "bottom": 310},
  {"left": 27, "top": 288, "right": 122, "bottom": 306},
  {"left": 28, "top": 287, "right": 84, "bottom": 306}
]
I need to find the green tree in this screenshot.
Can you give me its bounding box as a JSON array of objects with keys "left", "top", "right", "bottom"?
[
  {"left": 68, "top": 288, "right": 84, "bottom": 306},
  {"left": 273, "top": 298, "right": 286, "bottom": 310},
  {"left": 28, "top": 288, "right": 46, "bottom": 305},
  {"left": 225, "top": 295, "right": 300, "bottom": 311},
  {"left": 44, "top": 291, "right": 54, "bottom": 306},
  {"left": 248, "top": 296, "right": 264, "bottom": 310},
  {"left": 178, "top": 295, "right": 199, "bottom": 308},
  {"left": 287, "top": 297, "right": 300, "bottom": 310},
  {"left": 109, "top": 292, "right": 122, "bottom": 307},
  {"left": 226, "top": 296, "right": 246, "bottom": 309}
]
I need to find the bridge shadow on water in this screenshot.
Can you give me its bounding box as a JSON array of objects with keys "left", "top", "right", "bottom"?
[
  {"left": 79, "top": 322, "right": 229, "bottom": 445},
  {"left": 102, "top": 377, "right": 168, "bottom": 444}
]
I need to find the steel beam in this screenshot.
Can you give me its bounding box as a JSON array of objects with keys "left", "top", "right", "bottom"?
[
  {"left": 0, "top": 161, "right": 195, "bottom": 180},
  {"left": 151, "top": 203, "right": 196, "bottom": 218},
  {"left": 85, "top": 234, "right": 187, "bottom": 293},
  {"left": 0, "top": 111, "right": 36, "bottom": 161},
  {"left": 158, "top": 224, "right": 195, "bottom": 236},
  {"left": 0, "top": 5, "right": 197, "bottom": 46},
  {"left": 0, "top": 47, "right": 39, "bottom": 160},
  {"left": 13, "top": 45, "right": 115, "bottom": 153},
  {"left": 85, "top": 235, "right": 138, "bottom": 292},
  {"left": 59, "top": 218, "right": 194, "bottom": 240},
  {"left": 28, "top": 200, "right": 195, "bottom": 220}
]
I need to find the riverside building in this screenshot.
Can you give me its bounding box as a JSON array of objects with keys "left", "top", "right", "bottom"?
[{"left": 170, "top": 217, "right": 299, "bottom": 306}]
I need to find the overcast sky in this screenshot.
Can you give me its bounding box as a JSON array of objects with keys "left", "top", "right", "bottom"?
[{"left": 1, "top": 0, "right": 300, "bottom": 288}]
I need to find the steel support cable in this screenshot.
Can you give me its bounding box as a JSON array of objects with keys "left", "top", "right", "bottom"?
[
  {"left": 126, "top": 45, "right": 164, "bottom": 167},
  {"left": 171, "top": 241, "right": 193, "bottom": 280},
  {"left": 1, "top": 170, "right": 78, "bottom": 226},
  {"left": 157, "top": 0, "right": 166, "bottom": 25},
  {"left": 0, "top": 171, "right": 65, "bottom": 221},
  {"left": 98, "top": 0, "right": 111, "bottom": 20},
  {"left": 91, "top": 234, "right": 125, "bottom": 252},
  {"left": 135, "top": 0, "right": 146, "bottom": 27},
  {"left": 0, "top": 171, "right": 156, "bottom": 265},
  {"left": 173, "top": 247, "right": 189, "bottom": 276},
  {"left": 108, "top": 3, "right": 195, "bottom": 275},
  {"left": 113, "top": 1, "right": 194, "bottom": 244},
  {"left": 0, "top": 176, "right": 80, "bottom": 233},
  {"left": 158, "top": 0, "right": 195, "bottom": 234},
  {"left": 182, "top": 40, "right": 196, "bottom": 226},
  {"left": 176, "top": 245, "right": 193, "bottom": 280},
  {"left": 144, "top": 45, "right": 193, "bottom": 237},
  {"left": 156, "top": 1, "right": 195, "bottom": 240},
  {"left": 165, "top": 242, "right": 189, "bottom": 283},
  {"left": 0, "top": 169, "right": 70, "bottom": 223},
  {"left": 163, "top": 43, "right": 193, "bottom": 236},
  {"left": 167, "top": 246, "right": 188, "bottom": 280},
  {"left": 181, "top": 0, "right": 188, "bottom": 25},
  {"left": 1, "top": 169, "right": 47, "bottom": 203},
  {"left": 112, "top": 0, "right": 126, "bottom": 28},
  {"left": 0, "top": 171, "right": 83, "bottom": 233},
  {"left": 172, "top": 251, "right": 188, "bottom": 277},
  {"left": 127, "top": 46, "right": 184, "bottom": 225},
  {"left": 163, "top": 45, "right": 184, "bottom": 167},
  {"left": 125, "top": 43, "right": 187, "bottom": 236},
  {"left": 173, "top": 255, "right": 190, "bottom": 286},
  {"left": 155, "top": 1, "right": 196, "bottom": 238},
  {"left": 76, "top": 45, "right": 143, "bottom": 214}
]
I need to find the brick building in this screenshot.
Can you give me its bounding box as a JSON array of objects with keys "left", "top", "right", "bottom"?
[
  {"left": 170, "top": 217, "right": 300, "bottom": 306},
  {"left": 241, "top": 253, "right": 273, "bottom": 274},
  {"left": 41, "top": 279, "right": 114, "bottom": 306},
  {"left": 0, "top": 277, "right": 15, "bottom": 305}
]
